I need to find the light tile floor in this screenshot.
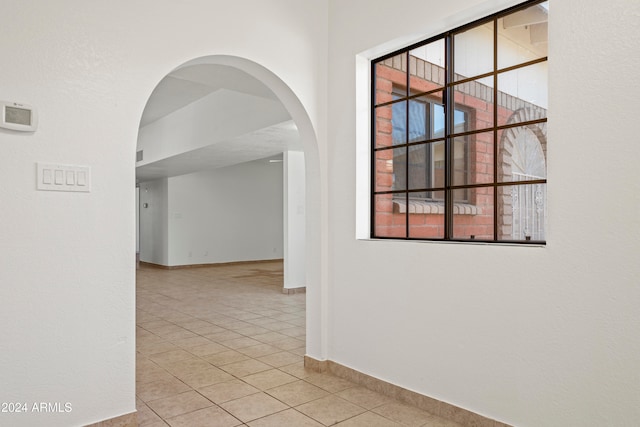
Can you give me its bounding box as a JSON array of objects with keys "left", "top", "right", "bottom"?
[{"left": 136, "top": 261, "right": 460, "bottom": 427}]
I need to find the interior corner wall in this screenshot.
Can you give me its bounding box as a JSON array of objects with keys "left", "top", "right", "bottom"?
[
  {"left": 327, "top": 0, "right": 640, "bottom": 426},
  {"left": 166, "top": 159, "right": 284, "bottom": 266}
]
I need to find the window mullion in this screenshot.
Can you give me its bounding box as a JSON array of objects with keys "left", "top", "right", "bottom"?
[
  {"left": 444, "top": 33, "right": 454, "bottom": 240},
  {"left": 405, "top": 52, "right": 410, "bottom": 239}
]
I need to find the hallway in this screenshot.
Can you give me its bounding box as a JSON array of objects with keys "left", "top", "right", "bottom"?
[{"left": 135, "top": 261, "right": 461, "bottom": 427}]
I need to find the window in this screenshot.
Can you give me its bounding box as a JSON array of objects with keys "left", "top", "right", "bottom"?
[{"left": 372, "top": 0, "right": 548, "bottom": 243}]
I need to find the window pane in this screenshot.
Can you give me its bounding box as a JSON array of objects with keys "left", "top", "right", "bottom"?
[
  {"left": 375, "top": 54, "right": 406, "bottom": 104},
  {"left": 374, "top": 104, "right": 393, "bottom": 148},
  {"left": 457, "top": 131, "right": 494, "bottom": 186},
  {"left": 498, "top": 183, "right": 546, "bottom": 241},
  {"left": 454, "top": 21, "right": 494, "bottom": 81},
  {"left": 374, "top": 100, "right": 407, "bottom": 148},
  {"left": 498, "top": 2, "right": 548, "bottom": 70},
  {"left": 407, "top": 142, "right": 445, "bottom": 194},
  {"left": 407, "top": 99, "right": 428, "bottom": 143},
  {"left": 409, "top": 39, "right": 445, "bottom": 93},
  {"left": 374, "top": 148, "right": 398, "bottom": 192},
  {"left": 453, "top": 77, "right": 494, "bottom": 132},
  {"left": 452, "top": 187, "right": 494, "bottom": 240},
  {"left": 498, "top": 124, "right": 547, "bottom": 183},
  {"left": 497, "top": 61, "right": 547, "bottom": 126},
  {"left": 408, "top": 208, "right": 444, "bottom": 239},
  {"left": 374, "top": 194, "right": 407, "bottom": 238}
]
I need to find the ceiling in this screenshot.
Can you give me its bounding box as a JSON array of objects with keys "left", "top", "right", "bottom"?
[{"left": 136, "top": 64, "right": 301, "bottom": 181}]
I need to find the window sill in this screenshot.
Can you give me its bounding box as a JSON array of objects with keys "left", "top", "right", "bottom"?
[{"left": 393, "top": 199, "right": 479, "bottom": 215}]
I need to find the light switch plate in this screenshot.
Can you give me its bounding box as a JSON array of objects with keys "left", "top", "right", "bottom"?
[{"left": 37, "top": 163, "right": 91, "bottom": 192}]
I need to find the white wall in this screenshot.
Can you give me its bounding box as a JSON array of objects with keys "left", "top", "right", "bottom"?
[
  {"left": 329, "top": 0, "right": 640, "bottom": 426},
  {"left": 284, "top": 151, "right": 306, "bottom": 288},
  {"left": 0, "top": 1, "right": 327, "bottom": 426},
  {"left": 163, "top": 159, "right": 284, "bottom": 266}
]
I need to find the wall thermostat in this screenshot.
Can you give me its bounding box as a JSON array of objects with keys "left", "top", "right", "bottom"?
[{"left": 1, "top": 101, "right": 38, "bottom": 132}]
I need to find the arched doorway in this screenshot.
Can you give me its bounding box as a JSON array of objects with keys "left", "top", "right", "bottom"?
[{"left": 135, "top": 55, "right": 325, "bottom": 358}]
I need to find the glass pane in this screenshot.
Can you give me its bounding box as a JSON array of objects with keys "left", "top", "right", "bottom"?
[
  {"left": 498, "top": 124, "right": 547, "bottom": 183},
  {"left": 375, "top": 147, "right": 405, "bottom": 192},
  {"left": 374, "top": 104, "right": 393, "bottom": 149},
  {"left": 374, "top": 194, "right": 406, "bottom": 238},
  {"left": 391, "top": 99, "right": 408, "bottom": 145},
  {"left": 375, "top": 54, "right": 406, "bottom": 105},
  {"left": 409, "top": 39, "right": 445, "bottom": 93},
  {"left": 453, "top": 77, "right": 494, "bottom": 132},
  {"left": 456, "top": 131, "right": 495, "bottom": 186},
  {"left": 375, "top": 100, "right": 408, "bottom": 148},
  {"left": 454, "top": 21, "right": 494, "bottom": 81},
  {"left": 498, "top": 2, "right": 548, "bottom": 70},
  {"left": 497, "top": 61, "right": 548, "bottom": 126},
  {"left": 373, "top": 148, "right": 393, "bottom": 192},
  {"left": 407, "top": 99, "right": 428, "bottom": 143},
  {"left": 452, "top": 187, "right": 494, "bottom": 240},
  {"left": 498, "top": 184, "right": 546, "bottom": 241},
  {"left": 408, "top": 206, "right": 444, "bottom": 239},
  {"left": 406, "top": 141, "right": 445, "bottom": 193},
  {"left": 432, "top": 99, "right": 445, "bottom": 138}
]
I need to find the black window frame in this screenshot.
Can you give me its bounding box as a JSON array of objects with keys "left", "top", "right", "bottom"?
[{"left": 370, "top": 0, "right": 548, "bottom": 244}]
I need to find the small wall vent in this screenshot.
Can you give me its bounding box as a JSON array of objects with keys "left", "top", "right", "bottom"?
[{"left": 136, "top": 150, "right": 143, "bottom": 162}]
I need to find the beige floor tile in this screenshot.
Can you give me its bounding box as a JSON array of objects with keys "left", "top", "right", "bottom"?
[
  {"left": 178, "top": 366, "right": 235, "bottom": 388},
  {"left": 199, "top": 379, "right": 260, "bottom": 404},
  {"left": 220, "top": 359, "right": 272, "bottom": 377},
  {"left": 296, "top": 395, "right": 366, "bottom": 426},
  {"left": 304, "top": 373, "right": 357, "bottom": 393},
  {"left": 190, "top": 324, "right": 227, "bottom": 335},
  {"left": 336, "top": 411, "right": 403, "bottom": 426},
  {"left": 251, "top": 331, "right": 291, "bottom": 344},
  {"left": 165, "top": 405, "right": 242, "bottom": 427},
  {"left": 234, "top": 326, "right": 272, "bottom": 336},
  {"left": 136, "top": 403, "right": 165, "bottom": 426},
  {"left": 170, "top": 336, "right": 213, "bottom": 349},
  {"left": 148, "top": 349, "right": 196, "bottom": 366},
  {"left": 173, "top": 319, "right": 214, "bottom": 331},
  {"left": 137, "top": 340, "right": 180, "bottom": 356},
  {"left": 266, "top": 380, "right": 330, "bottom": 407},
  {"left": 221, "top": 336, "right": 263, "bottom": 350},
  {"left": 204, "top": 350, "right": 251, "bottom": 366},
  {"left": 141, "top": 421, "right": 169, "bottom": 427},
  {"left": 242, "top": 368, "right": 298, "bottom": 390},
  {"left": 257, "top": 351, "right": 301, "bottom": 368},
  {"left": 247, "top": 408, "right": 323, "bottom": 427},
  {"left": 278, "top": 326, "right": 306, "bottom": 338},
  {"left": 137, "top": 377, "right": 191, "bottom": 402},
  {"left": 238, "top": 343, "right": 282, "bottom": 358},
  {"left": 146, "top": 390, "right": 213, "bottom": 420},
  {"left": 372, "top": 402, "right": 438, "bottom": 427},
  {"left": 163, "top": 329, "right": 200, "bottom": 341},
  {"left": 270, "top": 337, "right": 305, "bottom": 351},
  {"left": 205, "top": 330, "right": 244, "bottom": 342},
  {"left": 163, "top": 358, "right": 214, "bottom": 377},
  {"left": 136, "top": 364, "right": 175, "bottom": 385},
  {"left": 278, "top": 361, "right": 316, "bottom": 379},
  {"left": 187, "top": 342, "right": 230, "bottom": 357},
  {"left": 336, "top": 386, "right": 393, "bottom": 410},
  {"left": 219, "top": 392, "right": 288, "bottom": 423}
]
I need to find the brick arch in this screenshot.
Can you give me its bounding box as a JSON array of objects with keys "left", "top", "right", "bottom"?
[
  {"left": 499, "top": 107, "right": 547, "bottom": 182},
  {"left": 498, "top": 108, "right": 547, "bottom": 240}
]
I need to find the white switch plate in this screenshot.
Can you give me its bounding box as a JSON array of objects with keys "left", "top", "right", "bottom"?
[{"left": 37, "top": 163, "right": 91, "bottom": 192}]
